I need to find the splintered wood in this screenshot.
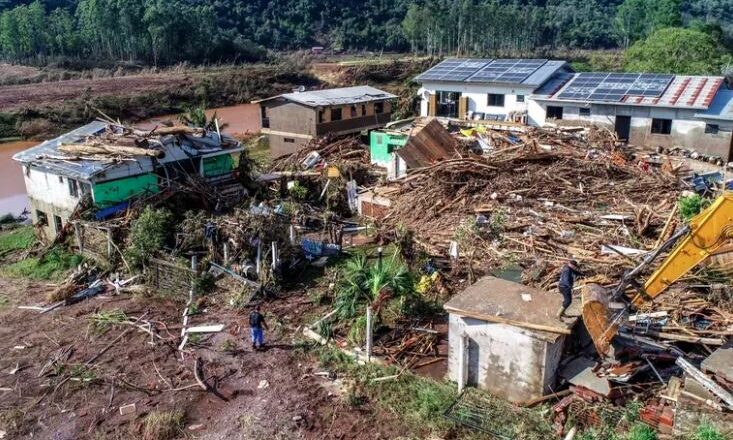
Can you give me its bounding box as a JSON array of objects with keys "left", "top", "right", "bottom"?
[{"left": 380, "top": 125, "right": 680, "bottom": 289}]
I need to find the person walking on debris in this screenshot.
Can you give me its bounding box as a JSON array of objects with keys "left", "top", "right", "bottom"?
[
  {"left": 557, "top": 260, "right": 583, "bottom": 318},
  {"left": 249, "top": 305, "right": 269, "bottom": 350}
]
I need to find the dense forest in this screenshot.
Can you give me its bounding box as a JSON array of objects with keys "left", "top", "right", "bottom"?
[{"left": 0, "top": 0, "right": 731, "bottom": 70}]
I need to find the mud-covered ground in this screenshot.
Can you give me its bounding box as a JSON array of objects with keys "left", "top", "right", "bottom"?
[{"left": 0, "top": 276, "right": 413, "bottom": 440}]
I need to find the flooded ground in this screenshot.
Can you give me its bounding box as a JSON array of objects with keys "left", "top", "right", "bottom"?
[
  {"left": 0, "top": 103, "right": 262, "bottom": 217},
  {"left": 0, "top": 140, "right": 34, "bottom": 217},
  {"left": 137, "top": 103, "right": 261, "bottom": 136}
]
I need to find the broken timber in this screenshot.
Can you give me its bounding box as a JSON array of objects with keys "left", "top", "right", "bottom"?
[{"left": 443, "top": 305, "right": 572, "bottom": 335}]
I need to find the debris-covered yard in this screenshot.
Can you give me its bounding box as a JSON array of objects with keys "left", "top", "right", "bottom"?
[{"left": 1, "top": 112, "right": 732, "bottom": 440}]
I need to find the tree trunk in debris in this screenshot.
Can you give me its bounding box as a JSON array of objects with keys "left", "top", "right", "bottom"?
[{"left": 59, "top": 143, "right": 163, "bottom": 158}]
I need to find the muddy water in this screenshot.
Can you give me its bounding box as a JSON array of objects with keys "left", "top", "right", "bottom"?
[
  {"left": 138, "top": 103, "right": 261, "bottom": 136},
  {"left": 0, "top": 140, "right": 35, "bottom": 216}
]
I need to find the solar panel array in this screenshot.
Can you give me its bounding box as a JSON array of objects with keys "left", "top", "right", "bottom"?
[
  {"left": 415, "top": 58, "right": 551, "bottom": 84},
  {"left": 556, "top": 72, "right": 674, "bottom": 102},
  {"left": 467, "top": 59, "right": 548, "bottom": 83},
  {"left": 415, "top": 58, "right": 492, "bottom": 82}
]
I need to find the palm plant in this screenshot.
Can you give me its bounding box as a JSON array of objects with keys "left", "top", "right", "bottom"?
[{"left": 334, "top": 251, "right": 415, "bottom": 321}]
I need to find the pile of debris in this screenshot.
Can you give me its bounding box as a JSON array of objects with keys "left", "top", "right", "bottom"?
[{"left": 377, "top": 124, "right": 680, "bottom": 287}]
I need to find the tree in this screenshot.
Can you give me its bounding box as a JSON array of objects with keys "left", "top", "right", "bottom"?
[{"left": 624, "top": 27, "right": 724, "bottom": 74}]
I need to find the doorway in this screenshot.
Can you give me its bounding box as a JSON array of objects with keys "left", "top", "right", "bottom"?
[
  {"left": 467, "top": 337, "right": 480, "bottom": 386},
  {"left": 615, "top": 115, "right": 631, "bottom": 142},
  {"left": 436, "top": 91, "right": 461, "bottom": 118},
  {"left": 546, "top": 106, "right": 563, "bottom": 120}
]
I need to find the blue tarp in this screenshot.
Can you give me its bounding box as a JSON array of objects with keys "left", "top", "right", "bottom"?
[{"left": 95, "top": 201, "right": 130, "bottom": 220}]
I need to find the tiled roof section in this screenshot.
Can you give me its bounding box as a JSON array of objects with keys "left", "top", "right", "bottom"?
[{"left": 620, "top": 76, "right": 723, "bottom": 109}]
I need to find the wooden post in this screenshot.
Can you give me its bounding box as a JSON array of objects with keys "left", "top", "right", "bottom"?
[
  {"left": 106, "top": 228, "right": 113, "bottom": 259},
  {"left": 428, "top": 93, "right": 437, "bottom": 117},
  {"left": 256, "top": 241, "right": 262, "bottom": 275},
  {"left": 74, "top": 223, "right": 83, "bottom": 254},
  {"left": 271, "top": 241, "right": 278, "bottom": 270},
  {"left": 223, "top": 243, "right": 229, "bottom": 265},
  {"left": 365, "top": 306, "right": 373, "bottom": 362},
  {"left": 289, "top": 224, "right": 296, "bottom": 246}
]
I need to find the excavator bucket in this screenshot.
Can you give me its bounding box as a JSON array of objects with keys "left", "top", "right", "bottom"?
[{"left": 581, "top": 283, "right": 620, "bottom": 357}]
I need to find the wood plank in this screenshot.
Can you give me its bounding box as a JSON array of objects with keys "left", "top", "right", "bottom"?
[{"left": 444, "top": 305, "right": 572, "bottom": 335}]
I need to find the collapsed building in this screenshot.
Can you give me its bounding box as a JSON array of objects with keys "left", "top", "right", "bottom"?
[
  {"left": 13, "top": 121, "right": 243, "bottom": 240},
  {"left": 415, "top": 58, "right": 733, "bottom": 161}
]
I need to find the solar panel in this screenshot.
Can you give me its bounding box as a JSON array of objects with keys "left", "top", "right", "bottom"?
[
  {"left": 415, "top": 58, "right": 493, "bottom": 82},
  {"left": 557, "top": 73, "right": 674, "bottom": 102},
  {"left": 467, "top": 59, "right": 549, "bottom": 83}
]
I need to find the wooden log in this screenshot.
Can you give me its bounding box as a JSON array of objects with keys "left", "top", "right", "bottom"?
[
  {"left": 59, "top": 143, "right": 163, "bottom": 158},
  {"left": 148, "top": 126, "right": 205, "bottom": 136}
]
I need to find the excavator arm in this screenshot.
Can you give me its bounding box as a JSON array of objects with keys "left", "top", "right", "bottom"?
[
  {"left": 583, "top": 193, "right": 733, "bottom": 356},
  {"left": 638, "top": 193, "right": 733, "bottom": 303}
]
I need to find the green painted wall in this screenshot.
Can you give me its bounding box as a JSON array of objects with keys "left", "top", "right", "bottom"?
[
  {"left": 203, "top": 154, "right": 234, "bottom": 177},
  {"left": 93, "top": 173, "right": 159, "bottom": 207},
  {"left": 370, "top": 131, "right": 408, "bottom": 163}
]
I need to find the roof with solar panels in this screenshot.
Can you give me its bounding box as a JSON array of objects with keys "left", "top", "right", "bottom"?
[
  {"left": 533, "top": 71, "right": 728, "bottom": 111},
  {"left": 414, "top": 58, "right": 571, "bottom": 87}
]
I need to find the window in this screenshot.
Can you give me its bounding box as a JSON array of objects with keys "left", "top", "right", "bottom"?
[
  {"left": 516, "top": 95, "right": 525, "bottom": 103},
  {"left": 331, "top": 107, "right": 343, "bottom": 121},
  {"left": 318, "top": 110, "right": 326, "bottom": 123},
  {"left": 487, "top": 94, "right": 505, "bottom": 107},
  {"left": 361, "top": 104, "right": 367, "bottom": 116},
  {"left": 284, "top": 138, "right": 295, "bottom": 143},
  {"left": 547, "top": 106, "right": 564, "bottom": 120},
  {"left": 58, "top": 175, "right": 63, "bottom": 183},
  {"left": 651, "top": 118, "right": 672, "bottom": 135},
  {"left": 350, "top": 105, "right": 357, "bottom": 118},
  {"left": 53, "top": 215, "right": 63, "bottom": 233},
  {"left": 705, "top": 124, "right": 720, "bottom": 134},
  {"left": 376, "top": 134, "right": 383, "bottom": 145},
  {"left": 374, "top": 102, "right": 384, "bottom": 114},
  {"left": 579, "top": 108, "right": 591, "bottom": 117},
  {"left": 36, "top": 210, "right": 48, "bottom": 226},
  {"left": 68, "top": 178, "right": 79, "bottom": 197}
]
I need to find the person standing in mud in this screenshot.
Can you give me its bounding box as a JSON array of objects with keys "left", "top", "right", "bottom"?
[{"left": 249, "top": 305, "right": 268, "bottom": 350}]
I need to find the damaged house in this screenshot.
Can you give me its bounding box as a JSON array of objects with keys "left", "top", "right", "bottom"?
[
  {"left": 13, "top": 121, "right": 243, "bottom": 240},
  {"left": 256, "top": 86, "right": 397, "bottom": 158}
]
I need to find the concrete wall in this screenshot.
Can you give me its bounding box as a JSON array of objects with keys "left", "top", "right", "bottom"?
[
  {"left": 420, "top": 81, "right": 535, "bottom": 119},
  {"left": 530, "top": 100, "right": 733, "bottom": 160},
  {"left": 23, "top": 166, "right": 86, "bottom": 239},
  {"left": 265, "top": 101, "right": 317, "bottom": 135},
  {"left": 447, "top": 314, "right": 564, "bottom": 402}
]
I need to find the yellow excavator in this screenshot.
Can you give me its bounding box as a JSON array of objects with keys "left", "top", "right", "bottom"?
[{"left": 582, "top": 192, "right": 733, "bottom": 356}]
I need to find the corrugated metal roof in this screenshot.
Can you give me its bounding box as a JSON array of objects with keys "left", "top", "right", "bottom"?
[
  {"left": 532, "top": 71, "right": 575, "bottom": 97},
  {"left": 256, "top": 86, "right": 396, "bottom": 107},
  {"left": 12, "top": 121, "right": 113, "bottom": 180},
  {"left": 538, "top": 73, "right": 725, "bottom": 110},
  {"left": 695, "top": 89, "right": 733, "bottom": 121},
  {"left": 522, "top": 60, "right": 570, "bottom": 87}
]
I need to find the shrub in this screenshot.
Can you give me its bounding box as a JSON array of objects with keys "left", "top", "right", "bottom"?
[
  {"left": 125, "top": 206, "right": 173, "bottom": 268},
  {"left": 690, "top": 422, "right": 726, "bottom": 440},
  {"left": 141, "top": 410, "right": 185, "bottom": 440},
  {"left": 679, "top": 194, "right": 710, "bottom": 221}
]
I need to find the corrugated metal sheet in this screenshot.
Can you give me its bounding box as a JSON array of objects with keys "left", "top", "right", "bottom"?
[
  {"left": 532, "top": 71, "right": 575, "bottom": 98},
  {"left": 522, "top": 60, "right": 570, "bottom": 87},
  {"left": 397, "top": 119, "right": 458, "bottom": 168},
  {"left": 255, "top": 86, "right": 397, "bottom": 107}
]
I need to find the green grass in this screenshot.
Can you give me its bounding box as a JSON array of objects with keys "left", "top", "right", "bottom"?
[
  {"left": 141, "top": 410, "right": 185, "bottom": 440},
  {"left": 0, "top": 295, "right": 9, "bottom": 310},
  {"left": 1, "top": 247, "right": 82, "bottom": 280},
  {"left": 0, "top": 226, "right": 36, "bottom": 256},
  {"left": 690, "top": 422, "right": 727, "bottom": 440}
]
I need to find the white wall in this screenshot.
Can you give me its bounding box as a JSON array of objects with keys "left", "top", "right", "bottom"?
[
  {"left": 447, "top": 314, "right": 562, "bottom": 402},
  {"left": 23, "top": 167, "right": 82, "bottom": 212},
  {"left": 420, "top": 81, "right": 535, "bottom": 118}
]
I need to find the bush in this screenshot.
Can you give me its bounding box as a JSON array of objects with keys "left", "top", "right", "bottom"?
[
  {"left": 679, "top": 194, "right": 710, "bottom": 221},
  {"left": 125, "top": 206, "right": 173, "bottom": 268},
  {"left": 690, "top": 422, "right": 726, "bottom": 440}
]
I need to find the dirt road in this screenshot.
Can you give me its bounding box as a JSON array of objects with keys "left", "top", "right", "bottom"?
[{"left": 0, "top": 277, "right": 408, "bottom": 439}]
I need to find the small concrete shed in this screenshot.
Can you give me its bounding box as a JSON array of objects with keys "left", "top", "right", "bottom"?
[{"left": 444, "top": 276, "right": 579, "bottom": 403}]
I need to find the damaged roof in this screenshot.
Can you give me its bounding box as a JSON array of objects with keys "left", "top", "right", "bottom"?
[
  {"left": 255, "top": 86, "right": 397, "bottom": 107},
  {"left": 13, "top": 121, "right": 242, "bottom": 181},
  {"left": 444, "top": 276, "right": 579, "bottom": 342},
  {"left": 696, "top": 89, "right": 733, "bottom": 121}
]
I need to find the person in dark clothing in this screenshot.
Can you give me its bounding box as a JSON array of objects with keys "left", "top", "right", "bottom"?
[
  {"left": 557, "top": 260, "right": 582, "bottom": 318},
  {"left": 249, "top": 305, "right": 269, "bottom": 350}
]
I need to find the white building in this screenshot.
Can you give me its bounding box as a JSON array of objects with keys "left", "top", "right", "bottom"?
[
  {"left": 415, "top": 59, "right": 733, "bottom": 161},
  {"left": 415, "top": 58, "right": 573, "bottom": 124},
  {"left": 443, "top": 276, "right": 579, "bottom": 403}
]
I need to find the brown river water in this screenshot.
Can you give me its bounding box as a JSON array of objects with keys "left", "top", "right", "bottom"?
[{"left": 0, "top": 103, "right": 261, "bottom": 217}]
